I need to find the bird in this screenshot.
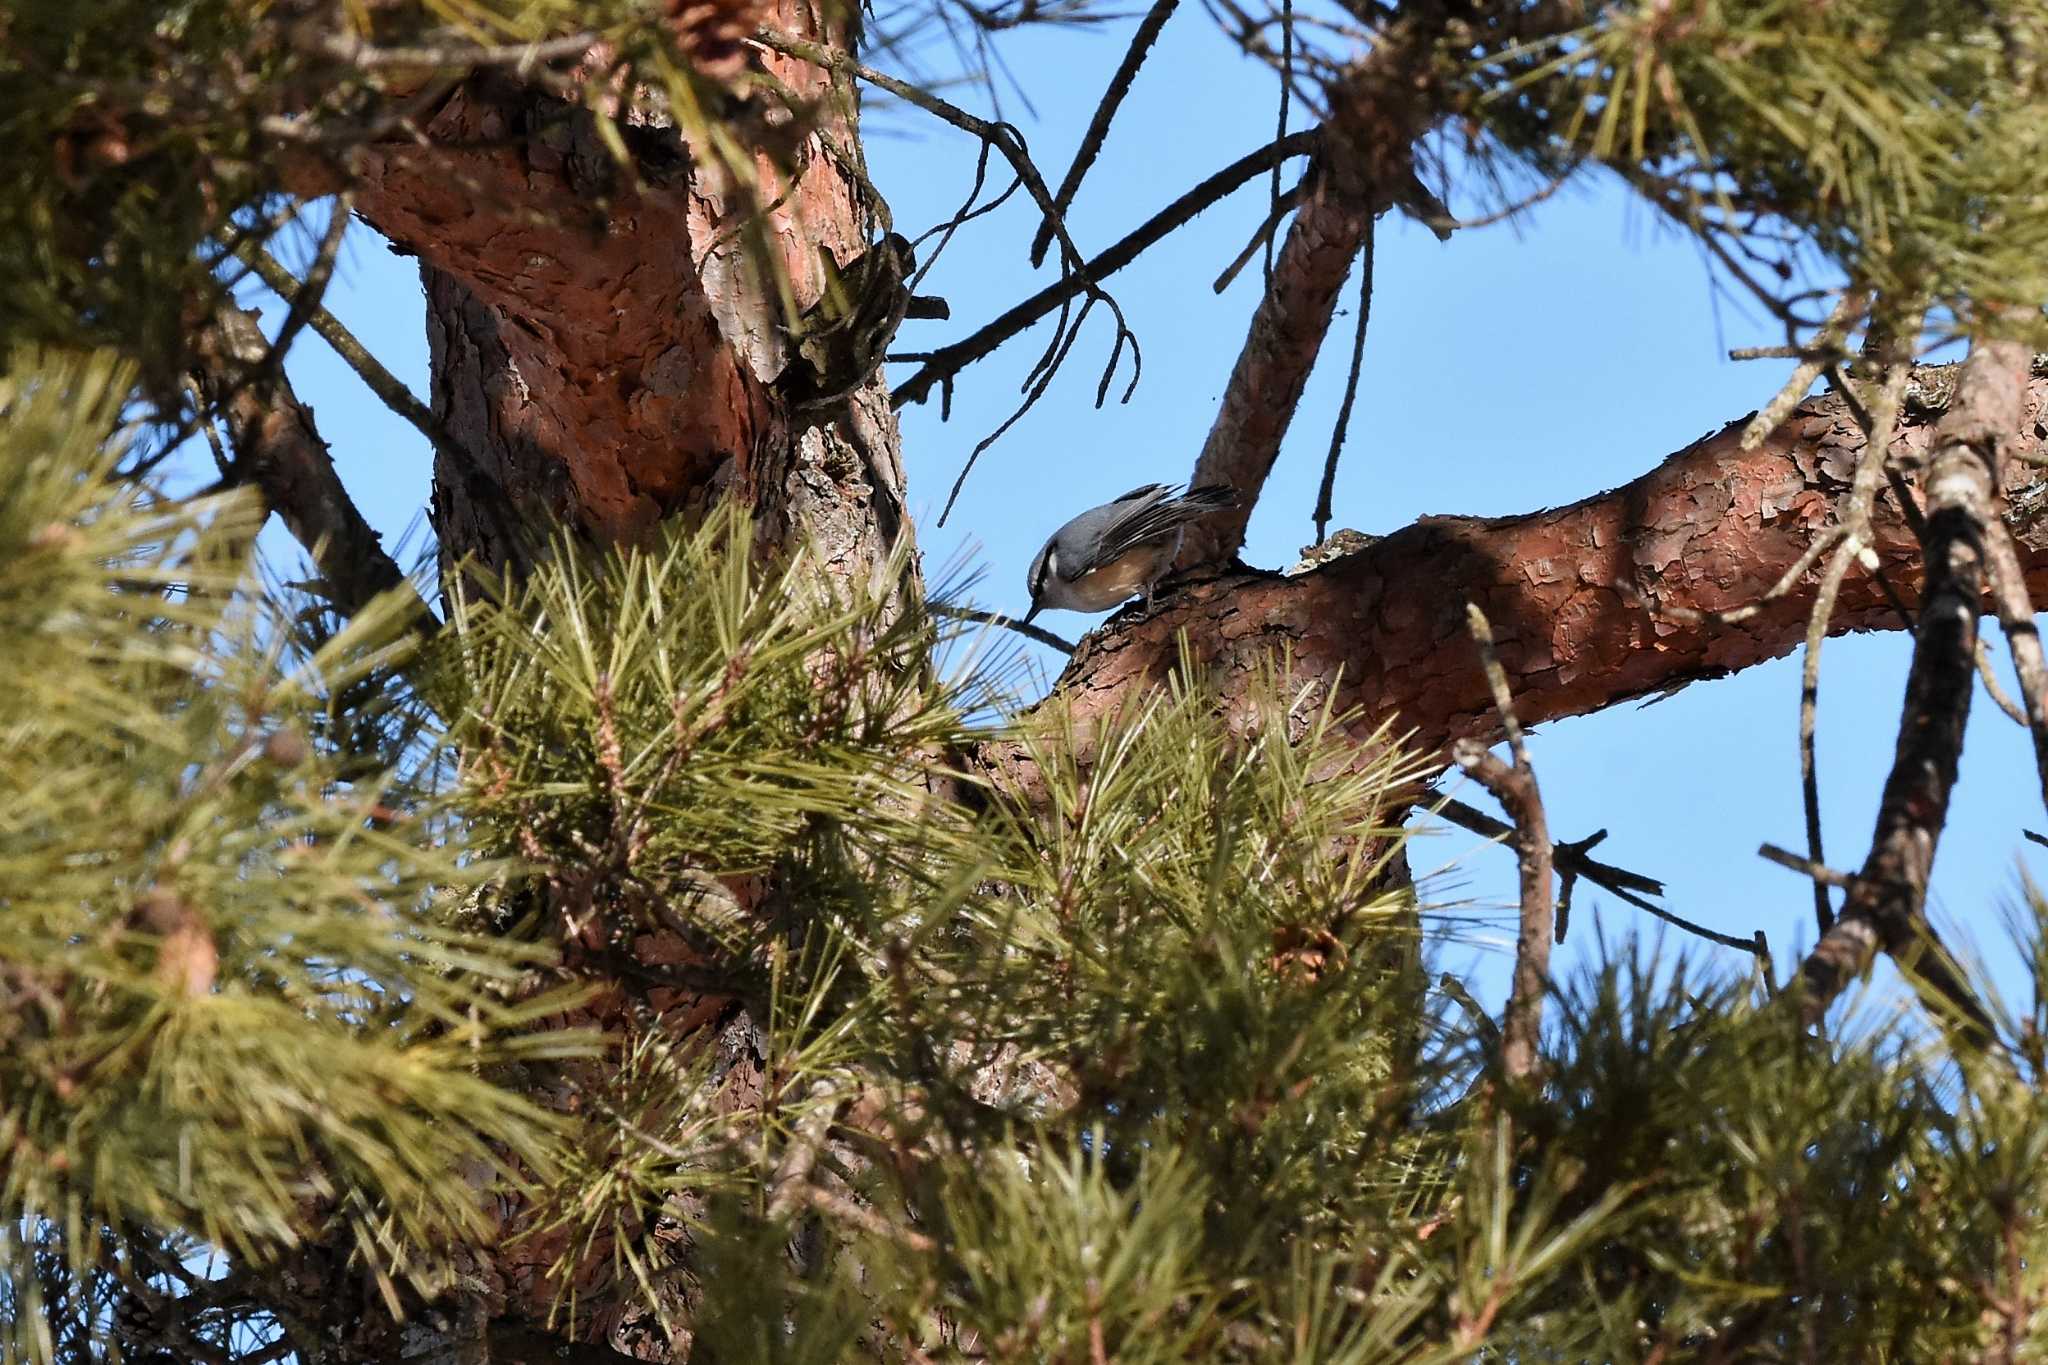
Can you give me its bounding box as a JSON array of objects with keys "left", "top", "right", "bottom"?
[{"left": 1022, "top": 483, "right": 1236, "bottom": 625}]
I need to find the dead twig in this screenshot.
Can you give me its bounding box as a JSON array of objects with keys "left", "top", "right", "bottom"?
[
  {"left": 930, "top": 603, "right": 1077, "bottom": 653},
  {"left": 1027, "top": 0, "right": 1181, "bottom": 267},
  {"left": 1452, "top": 604, "right": 1552, "bottom": 1086},
  {"left": 1981, "top": 524, "right": 2048, "bottom": 811},
  {"left": 1312, "top": 224, "right": 1372, "bottom": 544},
  {"left": 1736, "top": 290, "right": 1866, "bottom": 450},
  {"left": 755, "top": 25, "right": 1142, "bottom": 513},
  {"left": 890, "top": 130, "right": 1319, "bottom": 409}
]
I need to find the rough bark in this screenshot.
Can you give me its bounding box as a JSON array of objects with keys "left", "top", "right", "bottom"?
[
  {"left": 346, "top": 12, "right": 906, "bottom": 587},
  {"left": 1006, "top": 372, "right": 2048, "bottom": 792},
  {"left": 224, "top": 0, "right": 2048, "bottom": 1352}
]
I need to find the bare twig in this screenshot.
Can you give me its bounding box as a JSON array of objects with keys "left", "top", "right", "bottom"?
[
  {"left": 892, "top": 130, "right": 1321, "bottom": 408},
  {"left": 1266, "top": 0, "right": 1293, "bottom": 286},
  {"left": 1981, "top": 523, "right": 2048, "bottom": 810},
  {"left": 756, "top": 25, "right": 1142, "bottom": 471},
  {"left": 1312, "top": 225, "right": 1372, "bottom": 544},
  {"left": 1027, "top": 0, "right": 1181, "bottom": 266},
  {"left": 1442, "top": 793, "right": 1763, "bottom": 956},
  {"left": 1977, "top": 637, "right": 2033, "bottom": 728},
  {"left": 265, "top": 190, "right": 354, "bottom": 393},
  {"left": 1736, "top": 290, "right": 1865, "bottom": 450},
  {"left": 1453, "top": 604, "right": 1552, "bottom": 1085},
  {"left": 236, "top": 243, "right": 447, "bottom": 455},
  {"left": 930, "top": 603, "right": 1077, "bottom": 653},
  {"left": 1758, "top": 842, "right": 1856, "bottom": 889},
  {"left": 804, "top": 1185, "right": 938, "bottom": 1254},
  {"left": 1212, "top": 182, "right": 1305, "bottom": 294},
  {"left": 1788, "top": 343, "right": 1920, "bottom": 935}
]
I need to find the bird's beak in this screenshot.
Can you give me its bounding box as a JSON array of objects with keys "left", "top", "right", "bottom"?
[{"left": 1021, "top": 603, "right": 1042, "bottom": 627}]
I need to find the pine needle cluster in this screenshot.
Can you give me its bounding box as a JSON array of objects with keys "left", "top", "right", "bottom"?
[
  {"left": 1442, "top": 2, "right": 2048, "bottom": 339},
  {"left": 0, "top": 351, "right": 589, "bottom": 1358}
]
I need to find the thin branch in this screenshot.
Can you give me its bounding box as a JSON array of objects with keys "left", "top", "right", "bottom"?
[
  {"left": 1433, "top": 796, "right": 1761, "bottom": 957},
  {"left": 1758, "top": 842, "right": 1856, "bottom": 889},
  {"left": 301, "top": 29, "right": 601, "bottom": 70},
  {"left": 265, "top": 190, "right": 355, "bottom": 394},
  {"left": 1454, "top": 604, "right": 1551, "bottom": 1086},
  {"left": 1464, "top": 602, "right": 1527, "bottom": 766},
  {"left": 1177, "top": 161, "right": 1372, "bottom": 567},
  {"left": 236, "top": 243, "right": 446, "bottom": 455},
  {"left": 1737, "top": 291, "right": 1867, "bottom": 450},
  {"left": 194, "top": 306, "right": 437, "bottom": 632},
  {"left": 891, "top": 129, "right": 1322, "bottom": 408},
  {"left": 1788, "top": 344, "right": 1920, "bottom": 935},
  {"left": 1027, "top": 0, "right": 1182, "bottom": 266},
  {"left": 1977, "top": 637, "right": 2033, "bottom": 727},
  {"left": 930, "top": 603, "right": 1077, "bottom": 652},
  {"left": 1212, "top": 182, "right": 1304, "bottom": 294},
  {"left": 1266, "top": 0, "right": 1293, "bottom": 285},
  {"left": 1312, "top": 224, "right": 1372, "bottom": 544},
  {"left": 804, "top": 1185, "right": 938, "bottom": 1254}
]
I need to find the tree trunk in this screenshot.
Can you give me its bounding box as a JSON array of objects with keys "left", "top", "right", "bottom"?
[{"left": 320, "top": 8, "right": 915, "bottom": 1361}]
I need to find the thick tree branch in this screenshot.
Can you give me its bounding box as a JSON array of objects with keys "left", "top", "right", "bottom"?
[
  {"left": 1175, "top": 165, "right": 1371, "bottom": 566},
  {"left": 195, "top": 306, "right": 435, "bottom": 629},
  {"left": 998, "top": 370, "right": 2048, "bottom": 794},
  {"left": 1796, "top": 340, "right": 2032, "bottom": 1035}
]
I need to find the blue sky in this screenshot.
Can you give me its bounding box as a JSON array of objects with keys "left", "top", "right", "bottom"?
[{"left": 248, "top": 11, "right": 2048, "bottom": 1023}]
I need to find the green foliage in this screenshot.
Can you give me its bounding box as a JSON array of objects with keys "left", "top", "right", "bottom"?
[
  {"left": 1463, "top": 0, "right": 2048, "bottom": 340},
  {"left": 0, "top": 350, "right": 589, "bottom": 1360},
  {"left": 12, "top": 383, "right": 2048, "bottom": 1357}
]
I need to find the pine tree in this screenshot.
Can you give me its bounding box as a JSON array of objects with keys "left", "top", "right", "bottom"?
[{"left": 5, "top": 2, "right": 2048, "bottom": 1362}]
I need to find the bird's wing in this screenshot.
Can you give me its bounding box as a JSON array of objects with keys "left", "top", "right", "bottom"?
[{"left": 1091, "top": 485, "right": 1225, "bottom": 564}]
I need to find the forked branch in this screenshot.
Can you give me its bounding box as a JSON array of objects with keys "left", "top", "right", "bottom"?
[{"left": 1795, "top": 340, "right": 2030, "bottom": 1038}]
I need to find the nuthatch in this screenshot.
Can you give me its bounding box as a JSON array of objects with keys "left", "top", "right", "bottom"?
[{"left": 1022, "top": 483, "right": 1235, "bottom": 625}]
